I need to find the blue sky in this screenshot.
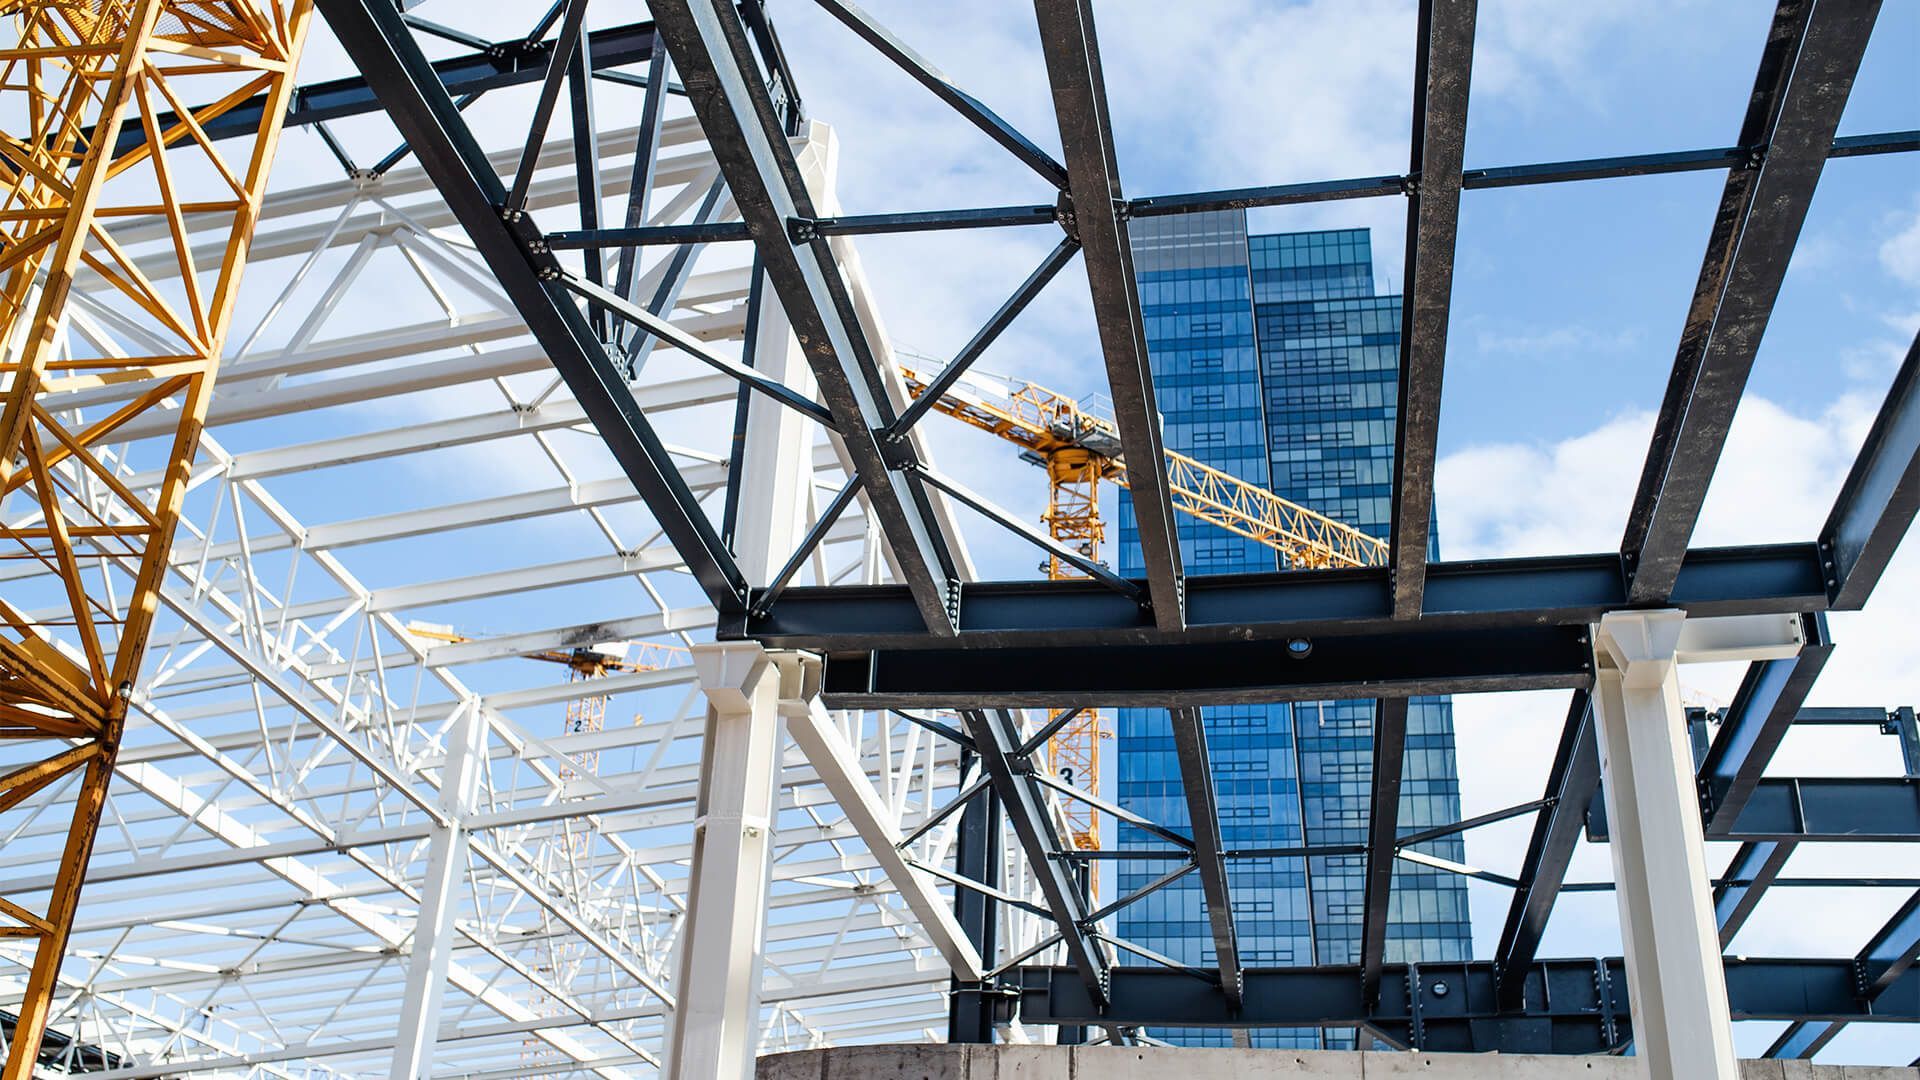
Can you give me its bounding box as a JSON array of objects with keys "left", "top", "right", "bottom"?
[
  {"left": 244, "top": 0, "right": 1918, "bottom": 1060},
  {"left": 756, "top": 0, "right": 1920, "bottom": 1061}
]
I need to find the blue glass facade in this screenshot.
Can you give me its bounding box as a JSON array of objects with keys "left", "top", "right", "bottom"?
[{"left": 1116, "top": 214, "right": 1471, "bottom": 1048}]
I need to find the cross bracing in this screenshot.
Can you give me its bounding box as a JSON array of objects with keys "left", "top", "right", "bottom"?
[
  {"left": 0, "top": 19, "right": 1064, "bottom": 1071},
  {"left": 0, "top": 0, "right": 1914, "bottom": 1076}
]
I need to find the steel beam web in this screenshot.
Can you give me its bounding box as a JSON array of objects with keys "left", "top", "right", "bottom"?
[
  {"left": 1822, "top": 329, "right": 1920, "bottom": 609},
  {"left": 1389, "top": 0, "right": 1476, "bottom": 618},
  {"left": 1167, "top": 705, "right": 1241, "bottom": 1008},
  {"left": 1493, "top": 690, "right": 1600, "bottom": 1006},
  {"left": 1622, "top": 0, "right": 1883, "bottom": 602},
  {"left": 1032, "top": 0, "right": 1184, "bottom": 630},
  {"left": 1360, "top": 698, "right": 1409, "bottom": 1004}
]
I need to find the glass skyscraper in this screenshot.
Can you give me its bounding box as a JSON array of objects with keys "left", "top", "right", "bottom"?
[{"left": 1115, "top": 213, "right": 1471, "bottom": 1048}]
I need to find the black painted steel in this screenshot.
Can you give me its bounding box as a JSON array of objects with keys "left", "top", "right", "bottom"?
[
  {"left": 314, "top": 0, "right": 748, "bottom": 618},
  {"left": 808, "top": 0, "right": 1067, "bottom": 187},
  {"left": 957, "top": 709, "right": 1112, "bottom": 1008},
  {"left": 743, "top": 544, "right": 1829, "bottom": 650},
  {"left": 1033, "top": 0, "right": 1186, "bottom": 632},
  {"left": 1859, "top": 890, "right": 1920, "bottom": 998},
  {"left": 1824, "top": 332, "right": 1920, "bottom": 609},
  {"left": 818, "top": 625, "right": 1592, "bottom": 709},
  {"left": 1699, "top": 614, "right": 1833, "bottom": 834},
  {"left": 1495, "top": 691, "right": 1600, "bottom": 1007},
  {"left": 1361, "top": 697, "right": 1409, "bottom": 1005},
  {"left": 1168, "top": 705, "right": 1241, "bottom": 1008},
  {"left": 1390, "top": 0, "right": 1476, "bottom": 619},
  {"left": 651, "top": 0, "right": 966, "bottom": 636},
  {"left": 1011, "top": 957, "right": 1920, "bottom": 1039},
  {"left": 947, "top": 750, "right": 1000, "bottom": 1044},
  {"left": 116, "top": 20, "right": 666, "bottom": 157},
  {"left": 890, "top": 237, "right": 1081, "bottom": 438},
  {"left": 1715, "top": 841, "right": 1794, "bottom": 946},
  {"left": 1622, "top": 0, "right": 1883, "bottom": 603}
]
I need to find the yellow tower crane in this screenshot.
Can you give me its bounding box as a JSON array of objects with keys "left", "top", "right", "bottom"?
[
  {"left": 0, "top": 3, "right": 311, "bottom": 1073},
  {"left": 896, "top": 353, "right": 1388, "bottom": 854}
]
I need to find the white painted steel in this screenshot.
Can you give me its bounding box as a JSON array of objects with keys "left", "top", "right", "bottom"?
[{"left": 1591, "top": 610, "right": 1742, "bottom": 1080}]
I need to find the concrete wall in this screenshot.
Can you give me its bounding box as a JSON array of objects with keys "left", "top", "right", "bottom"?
[{"left": 758, "top": 1045, "right": 1919, "bottom": 1080}]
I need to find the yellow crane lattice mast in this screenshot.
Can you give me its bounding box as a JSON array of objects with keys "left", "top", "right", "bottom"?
[
  {"left": 0, "top": 3, "right": 311, "bottom": 1072},
  {"left": 897, "top": 354, "right": 1388, "bottom": 854}
]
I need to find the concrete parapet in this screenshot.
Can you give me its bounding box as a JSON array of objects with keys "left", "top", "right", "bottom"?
[{"left": 758, "top": 1045, "right": 1920, "bottom": 1080}]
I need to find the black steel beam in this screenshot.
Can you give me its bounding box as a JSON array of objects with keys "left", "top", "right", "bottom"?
[
  {"left": 743, "top": 543, "right": 1830, "bottom": 651},
  {"left": 1361, "top": 697, "right": 1409, "bottom": 1005},
  {"left": 1033, "top": 0, "right": 1185, "bottom": 631},
  {"left": 1704, "top": 778, "right": 1920, "bottom": 843},
  {"left": 1767, "top": 1019, "right": 1841, "bottom": 1059},
  {"left": 313, "top": 0, "right": 749, "bottom": 617},
  {"left": 651, "top": 0, "right": 964, "bottom": 633},
  {"left": 956, "top": 709, "right": 1111, "bottom": 1009},
  {"left": 1390, "top": 0, "right": 1476, "bottom": 618},
  {"left": 818, "top": 625, "right": 1591, "bottom": 709},
  {"left": 946, "top": 750, "right": 1000, "bottom": 1044},
  {"left": 1012, "top": 957, "right": 1920, "bottom": 1036},
  {"left": 1169, "top": 706, "right": 1240, "bottom": 1008},
  {"left": 1495, "top": 691, "right": 1600, "bottom": 1008},
  {"left": 1621, "top": 0, "right": 1882, "bottom": 603},
  {"left": 1699, "top": 613, "right": 1833, "bottom": 834},
  {"left": 1823, "top": 330, "right": 1920, "bottom": 609},
  {"left": 808, "top": 0, "right": 1067, "bottom": 187},
  {"left": 1860, "top": 890, "right": 1920, "bottom": 998},
  {"left": 115, "top": 19, "right": 664, "bottom": 158},
  {"left": 1126, "top": 131, "right": 1918, "bottom": 217},
  {"left": 1715, "top": 840, "right": 1794, "bottom": 946}
]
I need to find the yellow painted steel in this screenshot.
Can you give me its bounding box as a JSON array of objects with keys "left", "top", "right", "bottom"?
[
  {"left": 0, "top": 2, "right": 311, "bottom": 1072},
  {"left": 898, "top": 356, "right": 1389, "bottom": 861}
]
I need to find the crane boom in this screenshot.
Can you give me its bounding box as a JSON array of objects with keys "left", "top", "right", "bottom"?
[
  {"left": 897, "top": 356, "right": 1388, "bottom": 570},
  {"left": 897, "top": 353, "right": 1388, "bottom": 862}
]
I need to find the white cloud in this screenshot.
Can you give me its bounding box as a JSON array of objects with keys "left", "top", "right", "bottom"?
[
  {"left": 1879, "top": 200, "right": 1920, "bottom": 289},
  {"left": 1473, "top": 323, "right": 1642, "bottom": 357},
  {"left": 1445, "top": 389, "right": 1920, "bottom": 994}
]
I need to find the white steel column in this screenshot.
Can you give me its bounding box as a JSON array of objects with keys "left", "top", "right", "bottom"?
[
  {"left": 1591, "top": 609, "right": 1738, "bottom": 1080},
  {"left": 668, "top": 642, "right": 783, "bottom": 1080},
  {"left": 391, "top": 700, "right": 487, "bottom": 1079},
  {"left": 664, "top": 128, "right": 832, "bottom": 1078}
]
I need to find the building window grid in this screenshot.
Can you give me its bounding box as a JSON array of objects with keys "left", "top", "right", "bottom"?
[{"left": 1119, "top": 213, "right": 1470, "bottom": 1047}]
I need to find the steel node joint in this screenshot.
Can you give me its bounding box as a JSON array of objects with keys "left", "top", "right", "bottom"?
[
  {"left": 786, "top": 215, "right": 821, "bottom": 245},
  {"left": 498, "top": 203, "right": 565, "bottom": 281},
  {"left": 1053, "top": 191, "right": 1078, "bottom": 242}
]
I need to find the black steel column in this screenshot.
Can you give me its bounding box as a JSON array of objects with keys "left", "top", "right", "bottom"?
[{"left": 947, "top": 749, "right": 1001, "bottom": 1044}]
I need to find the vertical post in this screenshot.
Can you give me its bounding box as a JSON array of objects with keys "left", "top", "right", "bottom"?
[
  {"left": 946, "top": 748, "right": 1000, "bottom": 1044},
  {"left": 1591, "top": 610, "right": 1738, "bottom": 1080},
  {"left": 667, "top": 127, "right": 824, "bottom": 1077},
  {"left": 669, "top": 642, "right": 783, "bottom": 1080},
  {"left": 391, "top": 701, "right": 487, "bottom": 1079}
]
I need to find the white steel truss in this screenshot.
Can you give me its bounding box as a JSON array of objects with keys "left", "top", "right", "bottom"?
[{"left": 0, "top": 95, "right": 1066, "bottom": 1077}]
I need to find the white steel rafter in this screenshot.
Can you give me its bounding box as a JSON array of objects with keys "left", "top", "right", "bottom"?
[{"left": 0, "top": 69, "right": 1066, "bottom": 1075}]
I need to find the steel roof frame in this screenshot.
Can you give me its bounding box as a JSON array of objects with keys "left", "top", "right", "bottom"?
[
  {"left": 4, "top": 0, "right": 1917, "bottom": 1068},
  {"left": 306, "top": 0, "right": 1918, "bottom": 1057}
]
